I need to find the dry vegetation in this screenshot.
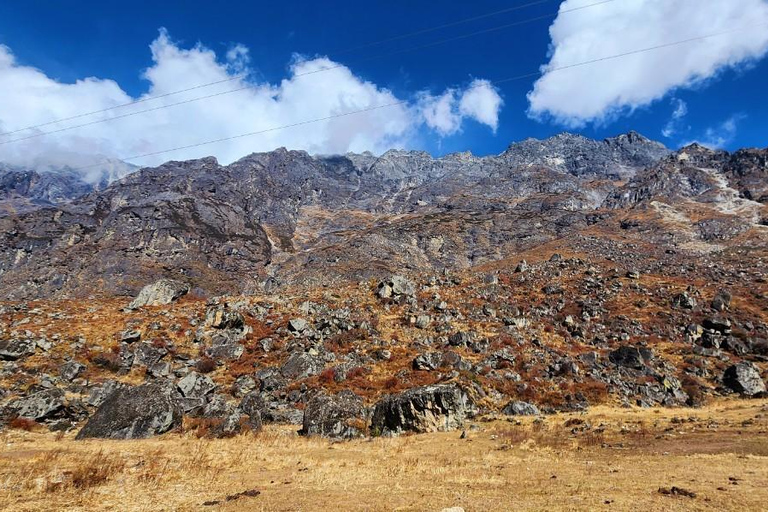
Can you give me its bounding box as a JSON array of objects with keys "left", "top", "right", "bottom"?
[{"left": 2, "top": 399, "right": 767, "bottom": 511}]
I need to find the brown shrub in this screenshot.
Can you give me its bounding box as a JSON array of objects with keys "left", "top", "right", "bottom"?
[
  {"left": 196, "top": 357, "right": 217, "bottom": 374},
  {"left": 319, "top": 367, "right": 336, "bottom": 384},
  {"left": 383, "top": 376, "right": 400, "bottom": 389},
  {"left": 8, "top": 417, "right": 37, "bottom": 431}
]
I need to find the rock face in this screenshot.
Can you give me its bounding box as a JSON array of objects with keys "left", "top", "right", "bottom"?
[
  {"left": 76, "top": 383, "right": 182, "bottom": 439},
  {"left": 301, "top": 390, "right": 366, "bottom": 439},
  {"left": 723, "top": 363, "right": 766, "bottom": 396},
  {"left": 129, "top": 279, "right": 190, "bottom": 309},
  {"left": 2, "top": 132, "right": 765, "bottom": 301},
  {"left": 370, "top": 385, "right": 475, "bottom": 435}
]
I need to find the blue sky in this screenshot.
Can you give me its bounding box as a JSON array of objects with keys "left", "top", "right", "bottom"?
[{"left": 0, "top": 0, "right": 767, "bottom": 168}]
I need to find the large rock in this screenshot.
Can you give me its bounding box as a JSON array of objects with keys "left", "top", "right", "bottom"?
[
  {"left": 128, "top": 279, "right": 190, "bottom": 309},
  {"left": 723, "top": 363, "right": 766, "bottom": 396},
  {"left": 177, "top": 371, "right": 216, "bottom": 398},
  {"left": 205, "top": 306, "right": 245, "bottom": 330},
  {"left": 609, "top": 345, "right": 653, "bottom": 369},
  {"left": 280, "top": 351, "right": 325, "bottom": 380},
  {"left": 370, "top": 384, "right": 475, "bottom": 435},
  {"left": 0, "top": 338, "right": 36, "bottom": 360},
  {"left": 13, "top": 388, "right": 66, "bottom": 421},
  {"left": 301, "top": 390, "right": 366, "bottom": 439},
  {"left": 76, "top": 383, "right": 182, "bottom": 439},
  {"left": 377, "top": 275, "right": 416, "bottom": 300},
  {"left": 501, "top": 400, "right": 540, "bottom": 416}
]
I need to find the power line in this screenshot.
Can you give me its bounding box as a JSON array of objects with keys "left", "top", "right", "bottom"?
[
  {"left": 65, "top": 23, "right": 767, "bottom": 174},
  {"left": 0, "top": 0, "right": 615, "bottom": 143},
  {"left": 331, "top": 0, "right": 555, "bottom": 56},
  {"left": 0, "top": 0, "right": 557, "bottom": 138}
]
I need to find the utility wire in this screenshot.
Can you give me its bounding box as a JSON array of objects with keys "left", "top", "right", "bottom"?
[
  {"left": 0, "top": 0, "right": 613, "bottom": 142},
  {"left": 331, "top": 0, "right": 555, "bottom": 55},
  {"left": 65, "top": 23, "right": 767, "bottom": 174},
  {"left": 0, "top": 0, "right": 556, "bottom": 137}
]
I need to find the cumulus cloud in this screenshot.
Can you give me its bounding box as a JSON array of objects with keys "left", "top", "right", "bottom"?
[
  {"left": 682, "top": 113, "right": 746, "bottom": 149},
  {"left": 527, "top": 0, "right": 768, "bottom": 127},
  {"left": 418, "top": 79, "right": 503, "bottom": 136},
  {"left": 661, "top": 98, "right": 689, "bottom": 138},
  {"left": 0, "top": 29, "right": 503, "bottom": 178}
]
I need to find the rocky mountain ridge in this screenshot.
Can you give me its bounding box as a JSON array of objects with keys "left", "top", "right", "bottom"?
[{"left": 0, "top": 131, "right": 765, "bottom": 300}]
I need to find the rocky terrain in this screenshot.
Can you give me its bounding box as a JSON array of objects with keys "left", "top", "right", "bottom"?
[{"left": 0, "top": 131, "right": 766, "bottom": 443}]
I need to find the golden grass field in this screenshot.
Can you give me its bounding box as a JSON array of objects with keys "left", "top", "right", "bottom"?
[{"left": 1, "top": 399, "right": 767, "bottom": 512}]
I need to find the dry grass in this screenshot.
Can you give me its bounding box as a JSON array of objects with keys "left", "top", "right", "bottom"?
[{"left": 1, "top": 399, "right": 767, "bottom": 511}]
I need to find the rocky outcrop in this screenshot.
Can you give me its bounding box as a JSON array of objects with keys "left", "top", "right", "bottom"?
[
  {"left": 301, "top": 391, "right": 367, "bottom": 439},
  {"left": 370, "top": 385, "right": 475, "bottom": 435},
  {"left": 129, "top": 279, "right": 190, "bottom": 309},
  {"left": 76, "top": 383, "right": 182, "bottom": 439}
]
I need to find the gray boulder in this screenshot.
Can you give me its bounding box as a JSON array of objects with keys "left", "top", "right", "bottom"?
[
  {"left": 377, "top": 275, "right": 416, "bottom": 300},
  {"left": 371, "top": 384, "right": 475, "bottom": 435},
  {"left": 205, "top": 307, "right": 245, "bottom": 330},
  {"left": 60, "top": 361, "right": 86, "bottom": 382},
  {"left": 412, "top": 352, "right": 444, "bottom": 371},
  {"left": 177, "top": 371, "right": 216, "bottom": 398},
  {"left": 76, "top": 383, "right": 182, "bottom": 439},
  {"left": 128, "top": 279, "right": 189, "bottom": 309},
  {"left": 239, "top": 391, "right": 265, "bottom": 430},
  {"left": 0, "top": 338, "right": 36, "bottom": 360},
  {"left": 13, "top": 388, "right": 66, "bottom": 421},
  {"left": 501, "top": 400, "right": 540, "bottom": 416},
  {"left": 723, "top": 363, "right": 766, "bottom": 396},
  {"left": 280, "top": 351, "right": 325, "bottom": 380},
  {"left": 301, "top": 390, "right": 366, "bottom": 439}
]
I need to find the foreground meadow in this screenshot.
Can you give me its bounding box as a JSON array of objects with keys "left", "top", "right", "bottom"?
[{"left": 1, "top": 399, "right": 767, "bottom": 511}]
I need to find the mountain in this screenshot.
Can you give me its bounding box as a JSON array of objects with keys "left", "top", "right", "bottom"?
[
  {"left": 0, "top": 160, "right": 136, "bottom": 215},
  {"left": 0, "top": 132, "right": 765, "bottom": 300}
]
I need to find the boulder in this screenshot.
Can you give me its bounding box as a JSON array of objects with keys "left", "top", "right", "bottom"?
[
  {"left": 128, "top": 279, "right": 189, "bottom": 309},
  {"left": 120, "top": 329, "right": 142, "bottom": 343},
  {"left": 280, "top": 351, "right": 325, "bottom": 380},
  {"left": 609, "top": 345, "right": 653, "bottom": 370},
  {"left": 412, "top": 352, "right": 444, "bottom": 371},
  {"left": 59, "top": 361, "right": 86, "bottom": 382},
  {"left": 370, "top": 384, "right": 475, "bottom": 435},
  {"left": 377, "top": 275, "right": 416, "bottom": 300},
  {"left": 239, "top": 391, "right": 265, "bottom": 429},
  {"left": 501, "top": 400, "right": 540, "bottom": 416},
  {"left": 13, "top": 388, "right": 66, "bottom": 421},
  {"left": 287, "top": 318, "right": 308, "bottom": 333},
  {"left": 0, "top": 338, "right": 36, "bottom": 360},
  {"left": 205, "top": 307, "right": 245, "bottom": 330},
  {"left": 301, "top": 390, "right": 366, "bottom": 439},
  {"left": 711, "top": 291, "right": 732, "bottom": 312},
  {"left": 76, "top": 383, "right": 182, "bottom": 439},
  {"left": 723, "top": 363, "right": 766, "bottom": 396},
  {"left": 177, "top": 371, "right": 216, "bottom": 399}
]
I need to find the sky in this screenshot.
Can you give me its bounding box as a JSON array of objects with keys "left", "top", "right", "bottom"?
[{"left": 1, "top": 0, "right": 768, "bottom": 175}]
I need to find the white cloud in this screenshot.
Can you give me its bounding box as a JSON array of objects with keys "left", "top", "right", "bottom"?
[
  {"left": 0, "top": 29, "right": 503, "bottom": 178},
  {"left": 661, "top": 98, "right": 688, "bottom": 138},
  {"left": 527, "top": 0, "right": 768, "bottom": 127},
  {"left": 682, "top": 113, "right": 746, "bottom": 149},
  {"left": 418, "top": 79, "right": 503, "bottom": 136},
  {"left": 459, "top": 79, "right": 503, "bottom": 132}
]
